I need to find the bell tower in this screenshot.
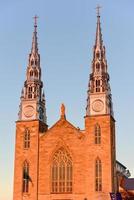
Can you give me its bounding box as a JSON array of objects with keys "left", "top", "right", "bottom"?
[
  {"left": 86, "top": 7, "right": 113, "bottom": 117},
  {"left": 13, "top": 16, "right": 47, "bottom": 200},
  {"left": 85, "top": 8, "right": 117, "bottom": 200},
  {"left": 18, "top": 16, "right": 46, "bottom": 123}
]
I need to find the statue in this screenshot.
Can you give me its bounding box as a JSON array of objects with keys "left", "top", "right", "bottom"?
[{"left": 60, "top": 103, "right": 66, "bottom": 119}]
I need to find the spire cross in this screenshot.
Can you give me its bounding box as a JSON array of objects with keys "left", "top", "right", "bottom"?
[
  {"left": 96, "top": 5, "right": 101, "bottom": 17},
  {"left": 33, "top": 15, "right": 39, "bottom": 27}
]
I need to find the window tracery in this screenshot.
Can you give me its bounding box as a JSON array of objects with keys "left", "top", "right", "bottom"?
[{"left": 51, "top": 148, "right": 72, "bottom": 193}]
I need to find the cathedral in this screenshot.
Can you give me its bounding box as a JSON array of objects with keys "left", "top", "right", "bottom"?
[{"left": 13, "top": 11, "right": 118, "bottom": 200}]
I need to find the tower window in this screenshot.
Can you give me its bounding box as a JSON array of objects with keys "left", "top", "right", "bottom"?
[
  {"left": 95, "top": 124, "right": 101, "bottom": 144},
  {"left": 102, "top": 62, "right": 105, "bottom": 72},
  {"left": 96, "top": 63, "right": 100, "bottom": 72},
  {"left": 95, "top": 158, "right": 102, "bottom": 192},
  {"left": 35, "top": 60, "right": 37, "bottom": 65},
  {"left": 31, "top": 60, "right": 34, "bottom": 66},
  {"left": 34, "top": 70, "right": 38, "bottom": 77},
  {"left": 96, "top": 80, "right": 100, "bottom": 92},
  {"left": 24, "top": 128, "right": 30, "bottom": 149},
  {"left": 51, "top": 147, "right": 72, "bottom": 193},
  {"left": 28, "top": 86, "right": 32, "bottom": 99},
  {"left": 22, "top": 161, "right": 29, "bottom": 193},
  {"left": 30, "top": 71, "right": 33, "bottom": 77},
  {"left": 96, "top": 51, "right": 100, "bottom": 58}
]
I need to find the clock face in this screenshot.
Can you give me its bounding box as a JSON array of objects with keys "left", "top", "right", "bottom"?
[
  {"left": 92, "top": 99, "right": 104, "bottom": 112},
  {"left": 23, "top": 105, "right": 35, "bottom": 118}
]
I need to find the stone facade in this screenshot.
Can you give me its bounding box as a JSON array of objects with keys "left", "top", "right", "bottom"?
[{"left": 13, "top": 114, "right": 116, "bottom": 200}]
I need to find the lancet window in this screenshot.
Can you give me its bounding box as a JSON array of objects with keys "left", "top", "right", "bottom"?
[
  {"left": 95, "top": 124, "right": 101, "bottom": 144},
  {"left": 22, "top": 161, "right": 29, "bottom": 193},
  {"left": 95, "top": 158, "right": 102, "bottom": 192},
  {"left": 30, "top": 70, "right": 33, "bottom": 77},
  {"left": 24, "top": 128, "right": 30, "bottom": 149},
  {"left": 31, "top": 60, "right": 34, "bottom": 66},
  {"left": 34, "top": 70, "right": 38, "bottom": 78},
  {"left": 51, "top": 147, "right": 72, "bottom": 193},
  {"left": 96, "top": 80, "right": 100, "bottom": 92},
  {"left": 28, "top": 86, "right": 32, "bottom": 99},
  {"left": 96, "top": 63, "right": 100, "bottom": 72}
]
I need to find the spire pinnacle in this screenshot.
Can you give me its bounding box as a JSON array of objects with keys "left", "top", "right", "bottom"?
[
  {"left": 96, "top": 5, "right": 101, "bottom": 17},
  {"left": 95, "top": 5, "right": 103, "bottom": 48},
  {"left": 31, "top": 15, "right": 39, "bottom": 54}
]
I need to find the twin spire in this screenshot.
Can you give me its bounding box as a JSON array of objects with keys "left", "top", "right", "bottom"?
[{"left": 18, "top": 10, "right": 113, "bottom": 123}]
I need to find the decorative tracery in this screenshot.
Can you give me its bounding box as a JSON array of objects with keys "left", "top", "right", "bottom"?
[
  {"left": 95, "top": 158, "right": 102, "bottom": 191},
  {"left": 51, "top": 147, "right": 72, "bottom": 193}
]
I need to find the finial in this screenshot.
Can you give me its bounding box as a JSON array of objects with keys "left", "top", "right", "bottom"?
[
  {"left": 42, "top": 90, "right": 45, "bottom": 101},
  {"left": 60, "top": 103, "right": 66, "bottom": 119},
  {"left": 21, "top": 88, "right": 24, "bottom": 97},
  {"left": 33, "top": 15, "right": 39, "bottom": 27},
  {"left": 95, "top": 5, "right": 101, "bottom": 17}
]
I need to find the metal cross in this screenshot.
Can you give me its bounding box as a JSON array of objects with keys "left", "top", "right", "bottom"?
[
  {"left": 96, "top": 5, "right": 101, "bottom": 16},
  {"left": 33, "top": 15, "right": 39, "bottom": 26}
]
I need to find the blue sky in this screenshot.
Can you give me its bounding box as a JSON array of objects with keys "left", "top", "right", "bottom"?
[{"left": 0, "top": 0, "right": 134, "bottom": 200}]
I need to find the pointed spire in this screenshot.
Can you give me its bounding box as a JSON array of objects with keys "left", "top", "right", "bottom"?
[
  {"left": 31, "top": 15, "right": 39, "bottom": 55},
  {"left": 21, "top": 88, "right": 24, "bottom": 99},
  {"left": 18, "top": 17, "right": 47, "bottom": 124},
  {"left": 86, "top": 7, "right": 113, "bottom": 117},
  {"left": 95, "top": 6, "right": 103, "bottom": 49},
  {"left": 42, "top": 90, "right": 45, "bottom": 102}
]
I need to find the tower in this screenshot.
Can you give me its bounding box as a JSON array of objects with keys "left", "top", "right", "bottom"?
[
  {"left": 13, "top": 17, "right": 47, "bottom": 200},
  {"left": 86, "top": 8, "right": 113, "bottom": 117},
  {"left": 18, "top": 16, "right": 46, "bottom": 123},
  {"left": 85, "top": 8, "right": 117, "bottom": 199}
]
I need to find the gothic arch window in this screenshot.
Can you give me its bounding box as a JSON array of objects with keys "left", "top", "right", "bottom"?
[
  {"left": 96, "top": 63, "right": 100, "bottom": 72},
  {"left": 96, "top": 51, "right": 100, "bottom": 58},
  {"left": 35, "top": 60, "right": 37, "bottom": 65},
  {"left": 95, "top": 158, "right": 102, "bottom": 192},
  {"left": 96, "top": 80, "right": 100, "bottom": 92},
  {"left": 30, "top": 70, "right": 33, "bottom": 77},
  {"left": 95, "top": 124, "right": 101, "bottom": 144},
  {"left": 31, "top": 60, "right": 34, "bottom": 66},
  {"left": 51, "top": 147, "right": 72, "bottom": 194},
  {"left": 24, "top": 128, "right": 30, "bottom": 149},
  {"left": 34, "top": 70, "right": 38, "bottom": 78},
  {"left": 22, "top": 161, "right": 29, "bottom": 193},
  {"left": 28, "top": 86, "right": 32, "bottom": 99}
]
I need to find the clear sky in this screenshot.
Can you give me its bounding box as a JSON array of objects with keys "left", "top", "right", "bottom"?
[{"left": 0, "top": 0, "right": 134, "bottom": 200}]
